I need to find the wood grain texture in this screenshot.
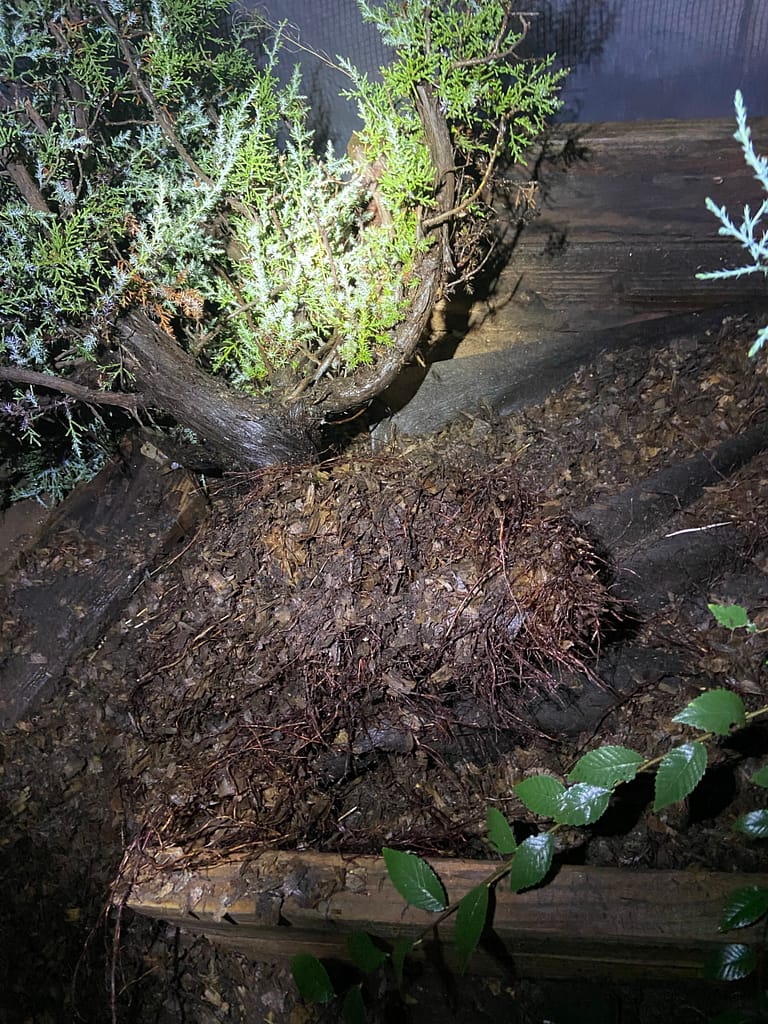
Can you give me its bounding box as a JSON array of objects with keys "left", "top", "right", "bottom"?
[
  {"left": 444, "top": 117, "right": 768, "bottom": 354},
  {"left": 126, "top": 852, "right": 768, "bottom": 979}
]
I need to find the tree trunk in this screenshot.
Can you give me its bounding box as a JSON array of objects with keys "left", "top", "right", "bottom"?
[
  {"left": 116, "top": 311, "right": 318, "bottom": 468},
  {"left": 114, "top": 85, "right": 457, "bottom": 471}
]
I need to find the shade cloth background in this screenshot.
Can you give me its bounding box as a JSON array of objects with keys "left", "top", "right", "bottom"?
[{"left": 253, "top": 0, "right": 768, "bottom": 151}]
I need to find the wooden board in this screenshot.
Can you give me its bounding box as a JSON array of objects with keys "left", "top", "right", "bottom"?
[
  {"left": 439, "top": 117, "right": 768, "bottom": 356},
  {"left": 377, "top": 300, "right": 768, "bottom": 437},
  {"left": 0, "top": 436, "right": 208, "bottom": 728},
  {"left": 125, "top": 852, "right": 768, "bottom": 981}
]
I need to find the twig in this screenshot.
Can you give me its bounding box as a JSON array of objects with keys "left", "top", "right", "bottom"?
[
  {"left": 449, "top": 9, "right": 536, "bottom": 72},
  {"left": 285, "top": 332, "right": 344, "bottom": 401},
  {"left": 412, "top": 701, "right": 768, "bottom": 946},
  {"left": 0, "top": 365, "right": 142, "bottom": 409},
  {"left": 0, "top": 154, "right": 51, "bottom": 212},
  {"left": 421, "top": 118, "right": 508, "bottom": 231},
  {"left": 92, "top": 1, "right": 210, "bottom": 183},
  {"left": 664, "top": 522, "right": 732, "bottom": 538},
  {"left": 92, "top": 1, "right": 253, "bottom": 220}
]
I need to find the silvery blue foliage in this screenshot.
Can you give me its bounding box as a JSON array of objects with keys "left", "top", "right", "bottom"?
[{"left": 697, "top": 91, "right": 768, "bottom": 357}]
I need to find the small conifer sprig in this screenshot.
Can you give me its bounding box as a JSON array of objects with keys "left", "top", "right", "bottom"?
[{"left": 697, "top": 90, "right": 768, "bottom": 357}]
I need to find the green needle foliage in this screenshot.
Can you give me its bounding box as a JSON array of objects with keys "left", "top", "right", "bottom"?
[{"left": 0, "top": 0, "right": 566, "bottom": 501}]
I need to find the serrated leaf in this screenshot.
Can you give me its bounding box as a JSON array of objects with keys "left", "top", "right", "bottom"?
[
  {"left": 382, "top": 848, "right": 447, "bottom": 912},
  {"left": 568, "top": 745, "right": 644, "bottom": 788},
  {"left": 347, "top": 932, "right": 387, "bottom": 973},
  {"left": 454, "top": 885, "right": 489, "bottom": 969},
  {"left": 750, "top": 765, "right": 768, "bottom": 788},
  {"left": 672, "top": 689, "right": 746, "bottom": 735},
  {"left": 508, "top": 834, "right": 554, "bottom": 893},
  {"left": 720, "top": 886, "right": 768, "bottom": 931},
  {"left": 486, "top": 807, "right": 516, "bottom": 855},
  {"left": 703, "top": 943, "right": 759, "bottom": 982},
  {"left": 708, "top": 602, "right": 754, "bottom": 631},
  {"left": 733, "top": 809, "right": 768, "bottom": 838},
  {"left": 291, "top": 954, "right": 335, "bottom": 1003},
  {"left": 342, "top": 985, "right": 367, "bottom": 1024},
  {"left": 390, "top": 937, "right": 413, "bottom": 988},
  {"left": 514, "top": 775, "right": 564, "bottom": 818},
  {"left": 554, "top": 783, "right": 611, "bottom": 826},
  {"left": 653, "top": 742, "right": 707, "bottom": 812}
]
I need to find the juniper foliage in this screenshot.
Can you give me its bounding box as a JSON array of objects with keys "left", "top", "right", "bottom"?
[
  {"left": 0, "top": 0, "right": 565, "bottom": 499},
  {"left": 697, "top": 90, "right": 768, "bottom": 358}
]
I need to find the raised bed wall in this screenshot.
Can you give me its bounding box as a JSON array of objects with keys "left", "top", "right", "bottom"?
[
  {"left": 381, "top": 116, "right": 768, "bottom": 435},
  {"left": 125, "top": 852, "right": 768, "bottom": 981},
  {"left": 442, "top": 116, "right": 768, "bottom": 355}
]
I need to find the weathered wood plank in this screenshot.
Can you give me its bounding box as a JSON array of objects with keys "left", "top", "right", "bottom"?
[
  {"left": 126, "top": 852, "right": 768, "bottom": 980},
  {"left": 0, "top": 437, "right": 208, "bottom": 728},
  {"left": 444, "top": 117, "right": 768, "bottom": 353},
  {"left": 377, "top": 302, "right": 768, "bottom": 438}
]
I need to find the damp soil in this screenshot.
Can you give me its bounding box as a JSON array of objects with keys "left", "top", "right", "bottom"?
[{"left": 2, "top": 311, "right": 768, "bottom": 1024}]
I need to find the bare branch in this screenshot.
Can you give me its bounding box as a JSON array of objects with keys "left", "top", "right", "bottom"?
[
  {"left": 421, "top": 117, "right": 507, "bottom": 230},
  {"left": 91, "top": 0, "right": 255, "bottom": 222},
  {"left": 319, "top": 85, "right": 455, "bottom": 412},
  {"left": 22, "top": 98, "right": 51, "bottom": 136},
  {"left": 0, "top": 152, "right": 52, "bottom": 213},
  {"left": 286, "top": 332, "right": 344, "bottom": 402},
  {"left": 0, "top": 86, "right": 52, "bottom": 212},
  {"left": 116, "top": 310, "right": 316, "bottom": 467},
  {"left": 92, "top": 1, "right": 213, "bottom": 185},
  {"left": 0, "top": 365, "right": 142, "bottom": 409},
  {"left": 449, "top": 8, "right": 536, "bottom": 72},
  {"left": 450, "top": 41, "right": 521, "bottom": 72},
  {"left": 319, "top": 242, "right": 444, "bottom": 412}
]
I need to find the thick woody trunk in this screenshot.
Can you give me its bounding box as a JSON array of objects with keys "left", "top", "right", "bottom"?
[
  {"left": 114, "top": 86, "right": 456, "bottom": 471},
  {"left": 116, "top": 311, "right": 318, "bottom": 468}
]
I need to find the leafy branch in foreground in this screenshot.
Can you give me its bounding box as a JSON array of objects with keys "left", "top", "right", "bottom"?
[
  {"left": 292, "top": 682, "right": 768, "bottom": 1017},
  {"left": 697, "top": 90, "right": 768, "bottom": 358},
  {"left": 703, "top": 766, "right": 768, "bottom": 1024}
]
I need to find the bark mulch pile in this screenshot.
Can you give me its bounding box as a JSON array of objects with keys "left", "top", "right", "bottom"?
[
  {"left": 1, "top": 309, "right": 768, "bottom": 1023},
  {"left": 113, "top": 446, "right": 611, "bottom": 867}
]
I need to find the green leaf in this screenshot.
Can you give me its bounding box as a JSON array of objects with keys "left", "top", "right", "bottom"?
[
  {"left": 703, "top": 943, "right": 759, "bottom": 982},
  {"left": 554, "top": 784, "right": 611, "bottom": 826},
  {"left": 514, "top": 775, "right": 564, "bottom": 818},
  {"left": 720, "top": 886, "right": 768, "bottom": 931},
  {"left": 508, "top": 834, "right": 554, "bottom": 893},
  {"left": 347, "top": 932, "right": 387, "bottom": 973},
  {"left": 342, "top": 985, "right": 367, "bottom": 1024},
  {"left": 708, "top": 602, "right": 755, "bottom": 632},
  {"left": 750, "top": 765, "right": 768, "bottom": 788},
  {"left": 653, "top": 742, "right": 707, "bottom": 812},
  {"left": 672, "top": 689, "right": 746, "bottom": 735},
  {"left": 568, "top": 745, "right": 644, "bottom": 788},
  {"left": 733, "top": 809, "right": 768, "bottom": 839},
  {"left": 290, "top": 954, "right": 335, "bottom": 1003},
  {"left": 486, "top": 807, "right": 516, "bottom": 855},
  {"left": 390, "top": 937, "right": 414, "bottom": 988},
  {"left": 454, "top": 885, "right": 489, "bottom": 969},
  {"left": 382, "top": 848, "right": 447, "bottom": 912}
]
